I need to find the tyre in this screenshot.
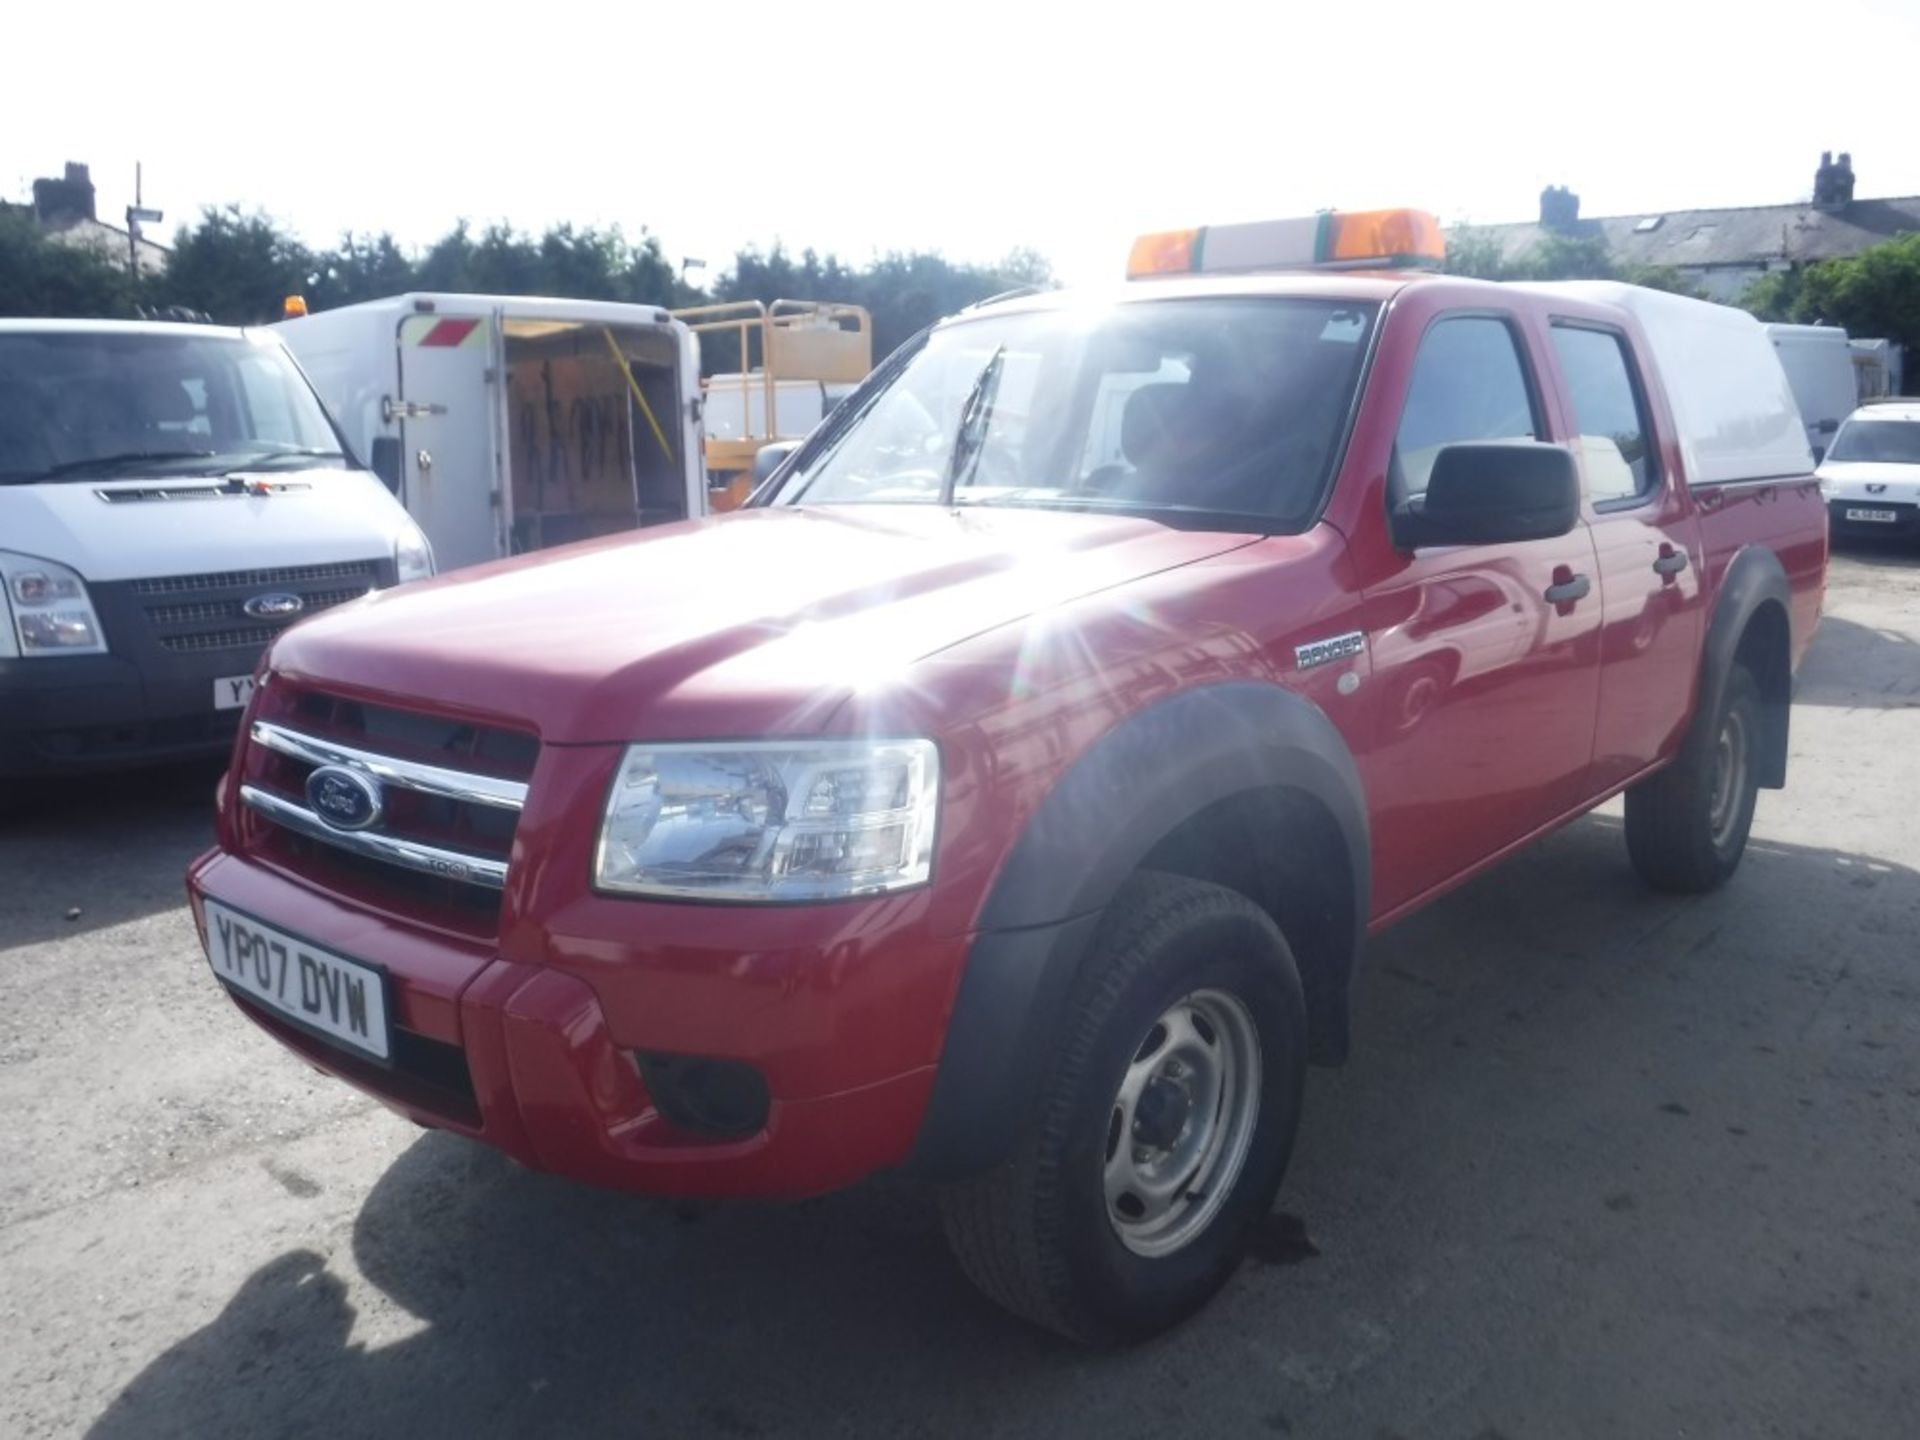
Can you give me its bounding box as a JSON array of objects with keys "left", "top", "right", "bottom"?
[
  {"left": 938, "top": 871, "right": 1307, "bottom": 1345},
  {"left": 1625, "top": 664, "right": 1762, "bottom": 894}
]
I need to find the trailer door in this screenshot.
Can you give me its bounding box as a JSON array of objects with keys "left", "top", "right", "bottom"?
[{"left": 394, "top": 312, "right": 503, "bottom": 572}]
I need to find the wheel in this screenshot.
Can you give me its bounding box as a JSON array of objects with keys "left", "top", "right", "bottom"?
[
  {"left": 1625, "top": 664, "right": 1762, "bottom": 893},
  {"left": 938, "top": 872, "right": 1307, "bottom": 1345}
]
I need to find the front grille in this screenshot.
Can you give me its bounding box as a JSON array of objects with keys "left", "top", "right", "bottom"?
[
  {"left": 147, "top": 588, "right": 371, "bottom": 628},
  {"left": 240, "top": 684, "right": 537, "bottom": 937},
  {"left": 132, "top": 563, "right": 381, "bottom": 656},
  {"left": 132, "top": 561, "right": 380, "bottom": 597}
]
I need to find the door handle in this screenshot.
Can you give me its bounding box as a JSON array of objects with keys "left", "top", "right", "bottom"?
[
  {"left": 1653, "top": 547, "right": 1688, "bottom": 577},
  {"left": 1544, "top": 573, "right": 1591, "bottom": 606}
]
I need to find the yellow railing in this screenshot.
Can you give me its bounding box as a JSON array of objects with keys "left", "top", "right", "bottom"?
[{"left": 671, "top": 299, "right": 873, "bottom": 484}]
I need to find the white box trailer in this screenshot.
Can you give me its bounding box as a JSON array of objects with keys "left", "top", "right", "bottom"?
[{"left": 277, "top": 294, "right": 705, "bottom": 573}]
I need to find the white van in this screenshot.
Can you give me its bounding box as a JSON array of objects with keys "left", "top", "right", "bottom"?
[
  {"left": 0, "top": 320, "right": 431, "bottom": 782},
  {"left": 277, "top": 294, "right": 705, "bottom": 573},
  {"left": 1765, "top": 323, "right": 1857, "bottom": 461},
  {"left": 1818, "top": 400, "right": 1920, "bottom": 540}
]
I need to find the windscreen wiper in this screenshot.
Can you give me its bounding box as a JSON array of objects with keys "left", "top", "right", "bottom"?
[
  {"left": 939, "top": 346, "right": 1007, "bottom": 507},
  {"left": 31, "top": 449, "right": 218, "bottom": 481},
  {"left": 223, "top": 447, "right": 349, "bottom": 471}
]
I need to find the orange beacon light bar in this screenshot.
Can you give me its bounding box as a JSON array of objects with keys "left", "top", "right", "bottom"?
[{"left": 1127, "top": 208, "right": 1445, "bottom": 278}]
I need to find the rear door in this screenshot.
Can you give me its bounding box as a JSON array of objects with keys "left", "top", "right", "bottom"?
[
  {"left": 396, "top": 311, "right": 503, "bottom": 572},
  {"left": 1546, "top": 321, "right": 1705, "bottom": 793}
]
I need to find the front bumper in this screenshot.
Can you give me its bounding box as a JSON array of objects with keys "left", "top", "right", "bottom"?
[
  {"left": 0, "top": 653, "right": 244, "bottom": 779},
  {"left": 186, "top": 847, "right": 962, "bottom": 1199}
]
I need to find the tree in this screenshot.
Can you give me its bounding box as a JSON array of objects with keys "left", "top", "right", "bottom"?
[
  {"left": 161, "top": 207, "right": 315, "bottom": 324},
  {"left": 1444, "top": 223, "right": 1703, "bottom": 297},
  {"left": 1739, "top": 232, "right": 1920, "bottom": 355},
  {"left": 0, "top": 208, "right": 134, "bottom": 318}
]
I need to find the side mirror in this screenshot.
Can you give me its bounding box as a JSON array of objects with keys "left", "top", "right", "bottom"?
[
  {"left": 1394, "top": 441, "right": 1580, "bottom": 550},
  {"left": 369, "top": 436, "right": 402, "bottom": 495},
  {"left": 1817, "top": 417, "right": 1840, "bottom": 435},
  {"left": 752, "top": 440, "right": 802, "bottom": 488}
]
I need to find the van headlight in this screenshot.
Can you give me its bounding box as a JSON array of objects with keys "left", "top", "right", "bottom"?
[
  {"left": 394, "top": 523, "right": 435, "bottom": 584},
  {"left": 595, "top": 740, "right": 940, "bottom": 901},
  {"left": 0, "top": 552, "right": 108, "bottom": 657}
]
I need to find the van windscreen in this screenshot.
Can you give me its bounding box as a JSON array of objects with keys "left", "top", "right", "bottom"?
[
  {"left": 1827, "top": 419, "right": 1920, "bottom": 466},
  {"left": 0, "top": 330, "right": 346, "bottom": 484}
]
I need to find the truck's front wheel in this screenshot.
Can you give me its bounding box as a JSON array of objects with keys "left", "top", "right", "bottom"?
[
  {"left": 1625, "top": 664, "right": 1762, "bottom": 893},
  {"left": 938, "top": 872, "right": 1306, "bottom": 1345}
]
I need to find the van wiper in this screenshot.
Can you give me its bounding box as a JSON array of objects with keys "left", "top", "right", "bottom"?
[
  {"left": 939, "top": 346, "right": 1007, "bottom": 507},
  {"left": 223, "top": 447, "right": 349, "bottom": 471},
  {"left": 29, "top": 449, "right": 218, "bottom": 481}
]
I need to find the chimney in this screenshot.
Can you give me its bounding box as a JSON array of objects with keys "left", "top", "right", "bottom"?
[
  {"left": 1813, "top": 150, "right": 1856, "bottom": 210},
  {"left": 31, "top": 161, "right": 96, "bottom": 227},
  {"left": 1539, "top": 184, "right": 1581, "bottom": 231}
]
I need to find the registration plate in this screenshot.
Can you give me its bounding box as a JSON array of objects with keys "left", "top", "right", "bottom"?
[
  {"left": 214, "top": 675, "right": 256, "bottom": 710},
  {"left": 202, "top": 899, "right": 392, "bottom": 1061},
  {"left": 1844, "top": 507, "right": 1898, "bottom": 524}
]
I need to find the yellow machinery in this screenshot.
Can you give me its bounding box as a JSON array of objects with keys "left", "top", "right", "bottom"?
[{"left": 671, "top": 299, "right": 872, "bottom": 509}]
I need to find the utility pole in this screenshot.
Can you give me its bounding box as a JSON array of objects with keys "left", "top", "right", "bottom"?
[{"left": 125, "top": 162, "right": 164, "bottom": 303}]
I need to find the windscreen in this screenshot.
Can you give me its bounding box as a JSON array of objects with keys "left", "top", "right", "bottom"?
[
  {"left": 1826, "top": 418, "right": 1920, "bottom": 465},
  {"left": 0, "top": 330, "right": 346, "bottom": 484},
  {"left": 774, "top": 297, "right": 1377, "bottom": 527}
]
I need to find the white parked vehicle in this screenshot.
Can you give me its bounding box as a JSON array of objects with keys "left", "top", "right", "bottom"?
[
  {"left": 1766, "top": 323, "right": 1858, "bottom": 462},
  {"left": 0, "top": 320, "right": 431, "bottom": 781},
  {"left": 1818, "top": 401, "right": 1920, "bottom": 540},
  {"left": 276, "top": 294, "right": 705, "bottom": 574}
]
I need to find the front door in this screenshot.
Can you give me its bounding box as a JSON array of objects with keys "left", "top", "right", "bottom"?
[
  {"left": 1358, "top": 311, "right": 1604, "bottom": 915},
  {"left": 396, "top": 312, "right": 502, "bottom": 573},
  {"left": 1546, "top": 321, "right": 1706, "bottom": 792}
]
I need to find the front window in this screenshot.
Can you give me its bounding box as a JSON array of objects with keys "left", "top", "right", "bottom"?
[
  {"left": 0, "top": 330, "right": 346, "bottom": 485},
  {"left": 1826, "top": 418, "right": 1920, "bottom": 466},
  {"left": 772, "top": 297, "right": 1378, "bottom": 527}
]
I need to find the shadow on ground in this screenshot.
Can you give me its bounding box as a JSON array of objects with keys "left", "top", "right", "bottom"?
[
  {"left": 0, "top": 760, "right": 224, "bottom": 947},
  {"left": 1795, "top": 614, "right": 1920, "bottom": 709},
  {"left": 87, "top": 813, "right": 1920, "bottom": 1439}
]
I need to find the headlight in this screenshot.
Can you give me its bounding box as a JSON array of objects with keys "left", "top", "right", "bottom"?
[
  {"left": 394, "top": 523, "right": 435, "bottom": 584},
  {"left": 0, "top": 552, "right": 107, "bottom": 657},
  {"left": 595, "top": 739, "right": 940, "bottom": 901}
]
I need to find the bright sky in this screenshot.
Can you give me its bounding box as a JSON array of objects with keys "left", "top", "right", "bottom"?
[{"left": 7, "top": 0, "right": 1920, "bottom": 288}]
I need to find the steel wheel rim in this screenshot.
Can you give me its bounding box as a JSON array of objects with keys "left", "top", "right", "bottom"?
[
  {"left": 1103, "top": 988, "right": 1263, "bottom": 1259},
  {"left": 1708, "top": 706, "right": 1749, "bottom": 849}
]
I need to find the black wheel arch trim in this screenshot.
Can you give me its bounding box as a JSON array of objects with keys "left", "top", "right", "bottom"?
[
  {"left": 1696, "top": 544, "right": 1795, "bottom": 789},
  {"left": 907, "top": 682, "right": 1370, "bottom": 1179}
]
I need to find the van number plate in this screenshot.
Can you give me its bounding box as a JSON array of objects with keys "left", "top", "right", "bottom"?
[
  {"left": 1844, "top": 507, "right": 1898, "bottom": 523},
  {"left": 214, "top": 675, "right": 256, "bottom": 710}
]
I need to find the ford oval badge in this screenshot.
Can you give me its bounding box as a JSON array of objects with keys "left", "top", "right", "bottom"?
[
  {"left": 305, "top": 765, "right": 383, "bottom": 831},
  {"left": 243, "top": 592, "right": 306, "bottom": 622}
]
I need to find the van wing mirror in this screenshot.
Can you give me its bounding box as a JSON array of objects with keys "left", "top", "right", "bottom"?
[
  {"left": 1394, "top": 442, "right": 1580, "bottom": 550},
  {"left": 369, "top": 436, "right": 402, "bottom": 495},
  {"left": 1817, "top": 417, "right": 1840, "bottom": 435},
  {"left": 752, "top": 440, "right": 803, "bottom": 489}
]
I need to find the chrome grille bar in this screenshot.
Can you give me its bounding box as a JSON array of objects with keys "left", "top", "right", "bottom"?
[
  {"left": 240, "top": 785, "right": 510, "bottom": 891},
  {"left": 251, "top": 721, "right": 527, "bottom": 811}
]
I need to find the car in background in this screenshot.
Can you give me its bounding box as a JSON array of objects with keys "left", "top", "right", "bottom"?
[{"left": 1818, "top": 401, "right": 1920, "bottom": 540}]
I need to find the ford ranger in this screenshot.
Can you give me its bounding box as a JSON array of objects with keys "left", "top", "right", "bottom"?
[{"left": 187, "top": 210, "right": 1828, "bottom": 1344}]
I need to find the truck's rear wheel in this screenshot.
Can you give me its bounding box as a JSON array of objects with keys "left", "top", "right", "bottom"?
[
  {"left": 938, "top": 872, "right": 1306, "bottom": 1345},
  {"left": 1625, "top": 664, "right": 1762, "bottom": 893}
]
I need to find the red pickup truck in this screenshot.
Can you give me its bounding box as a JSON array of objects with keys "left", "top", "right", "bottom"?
[{"left": 188, "top": 211, "right": 1826, "bottom": 1344}]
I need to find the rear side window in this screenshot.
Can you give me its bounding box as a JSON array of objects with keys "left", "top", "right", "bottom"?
[
  {"left": 1394, "top": 316, "right": 1538, "bottom": 497},
  {"left": 1550, "top": 324, "right": 1658, "bottom": 503}
]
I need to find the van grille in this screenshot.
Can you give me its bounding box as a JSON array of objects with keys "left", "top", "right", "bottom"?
[
  {"left": 133, "top": 564, "right": 380, "bottom": 655},
  {"left": 132, "top": 562, "right": 381, "bottom": 597}
]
